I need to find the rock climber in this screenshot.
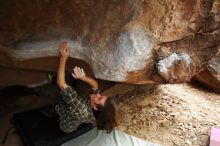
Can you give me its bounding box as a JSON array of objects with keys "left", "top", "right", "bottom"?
[{"left": 55, "top": 41, "right": 117, "bottom": 133}]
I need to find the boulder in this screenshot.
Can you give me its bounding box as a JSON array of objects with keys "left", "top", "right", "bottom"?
[
  {"left": 194, "top": 54, "right": 220, "bottom": 93},
  {"left": 0, "top": 0, "right": 219, "bottom": 88}
]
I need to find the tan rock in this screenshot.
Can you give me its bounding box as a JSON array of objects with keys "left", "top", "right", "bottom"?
[
  {"left": 194, "top": 54, "right": 220, "bottom": 93},
  {"left": 0, "top": 0, "right": 219, "bottom": 88}
]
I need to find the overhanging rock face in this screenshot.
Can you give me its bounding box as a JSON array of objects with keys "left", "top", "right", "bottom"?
[{"left": 0, "top": 0, "right": 219, "bottom": 89}]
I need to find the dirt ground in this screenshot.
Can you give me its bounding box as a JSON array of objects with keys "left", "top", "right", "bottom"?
[
  {"left": 0, "top": 83, "right": 219, "bottom": 146},
  {"left": 114, "top": 83, "right": 220, "bottom": 146}
]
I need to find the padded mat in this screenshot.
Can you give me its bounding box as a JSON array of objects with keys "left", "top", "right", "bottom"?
[
  {"left": 62, "top": 128, "right": 161, "bottom": 146},
  {"left": 13, "top": 105, "right": 94, "bottom": 146}
]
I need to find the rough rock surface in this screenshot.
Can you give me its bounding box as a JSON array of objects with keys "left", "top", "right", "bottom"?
[
  {"left": 0, "top": 0, "right": 219, "bottom": 88},
  {"left": 194, "top": 54, "right": 220, "bottom": 93}
]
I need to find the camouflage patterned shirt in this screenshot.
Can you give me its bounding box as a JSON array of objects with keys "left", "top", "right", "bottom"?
[{"left": 55, "top": 87, "right": 95, "bottom": 133}]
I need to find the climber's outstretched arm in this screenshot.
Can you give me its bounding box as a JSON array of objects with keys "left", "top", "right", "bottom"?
[{"left": 57, "top": 41, "right": 70, "bottom": 91}]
